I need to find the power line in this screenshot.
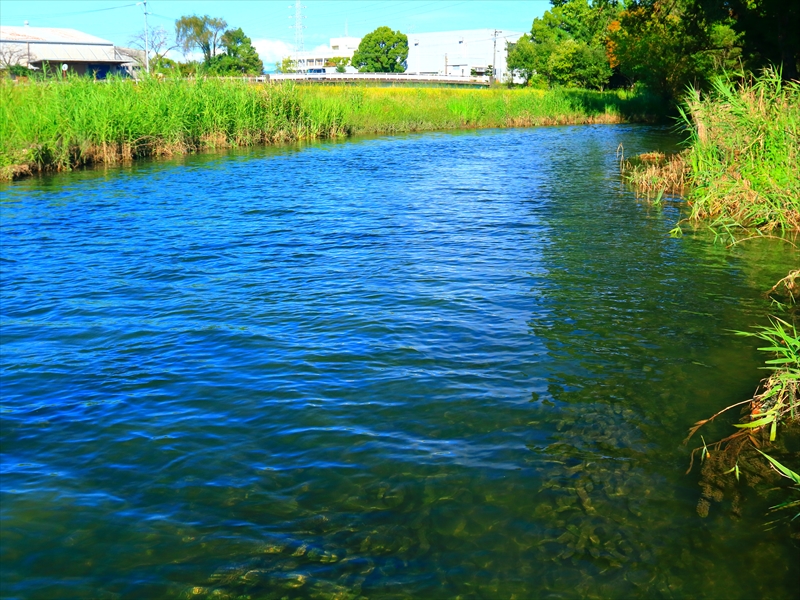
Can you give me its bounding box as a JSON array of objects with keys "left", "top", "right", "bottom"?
[
  {"left": 307, "top": 0, "right": 386, "bottom": 20},
  {"left": 18, "top": 2, "right": 138, "bottom": 20}
]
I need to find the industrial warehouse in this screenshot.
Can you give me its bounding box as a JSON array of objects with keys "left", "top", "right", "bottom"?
[{"left": 293, "top": 29, "right": 523, "bottom": 81}]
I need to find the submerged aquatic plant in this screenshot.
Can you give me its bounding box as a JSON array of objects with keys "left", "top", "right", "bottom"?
[
  {"left": 768, "top": 270, "right": 799, "bottom": 310},
  {"left": 686, "top": 312, "right": 799, "bottom": 523}
]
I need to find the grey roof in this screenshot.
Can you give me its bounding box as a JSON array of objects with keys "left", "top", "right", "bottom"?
[
  {"left": 0, "top": 26, "right": 113, "bottom": 45},
  {"left": 0, "top": 25, "right": 126, "bottom": 64}
]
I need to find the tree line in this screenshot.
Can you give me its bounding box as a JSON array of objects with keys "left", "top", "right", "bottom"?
[
  {"left": 507, "top": 0, "right": 799, "bottom": 98},
  {"left": 128, "top": 15, "right": 263, "bottom": 76},
  {"left": 4, "top": 1, "right": 795, "bottom": 96}
]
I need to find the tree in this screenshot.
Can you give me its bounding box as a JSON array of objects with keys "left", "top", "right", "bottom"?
[
  {"left": 325, "top": 56, "right": 350, "bottom": 73},
  {"left": 175, "top": 15, "right": 227, "bottom": 65},
  {"left": 129, "top": 25, "right": 176, "bottom": 73},
  {"left": 351, "top": 26, "right": 408, "bottom": 73},
  {"left": 275, "top": 56, "right": 296, "bottom": 73},
  {"left": 691, "top": 0, "right": 799, "bottom": 80},
  {"left": 608, "top": 0, "right": 742, "bottom": 97},
  {"left": 210, "top": 27, "right": 263, "bottom": 75},
  {"left": 507, "top": 0, "right": 617, "bottom": 89},
  {"left": 0, "top": 45, "right": 30, "bottom": 75}
]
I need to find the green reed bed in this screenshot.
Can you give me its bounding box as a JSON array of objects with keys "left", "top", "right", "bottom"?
[
  {"left": 297, "top": 85, "right": 664, "bottom": 134},
  {"left": 1, "top": 77, "right": 664, "bottom": 180},
  {"left": 0, "top": 77, "right": 349, "bottom": 179},
  {"left": 624, "top": 69, "right": 800, "bottom": 232}
]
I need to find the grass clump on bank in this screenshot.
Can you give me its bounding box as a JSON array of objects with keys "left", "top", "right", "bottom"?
[
  {"left": 623, "top": 69, "right": 800, "bottom": 232},
  {"left": 622, "top": 70, "right": 800, "bottom": 526},
  {"left": 0, "top": 77, "right": 665, "bottom": 180}
]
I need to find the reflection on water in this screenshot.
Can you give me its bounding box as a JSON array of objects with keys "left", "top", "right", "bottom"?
[{"left": 1, "top": 126, "right": 797, "bottom": 599}]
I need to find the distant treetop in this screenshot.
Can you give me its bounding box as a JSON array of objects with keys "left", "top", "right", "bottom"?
[{"left": 351, "top": 26, "right": 408, "bottom": 73}]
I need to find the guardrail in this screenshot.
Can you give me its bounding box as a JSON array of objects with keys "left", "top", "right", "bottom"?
[{"left": 264, "top": 73, "right": 491, "bottom": 86}]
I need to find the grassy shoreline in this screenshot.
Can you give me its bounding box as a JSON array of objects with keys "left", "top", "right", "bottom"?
[
  {"left": 623, "top": 70, "right": 800, "bottom": 233},
  {"left": 0, "top": 77, "right": 666, "bottom": 181},
  {"left": 622, "top": 70, "right": 799, "bottom": 524}
]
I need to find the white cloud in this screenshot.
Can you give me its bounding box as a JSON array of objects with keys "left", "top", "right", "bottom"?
[{"left": 252, "top": 39, "right": 293, "bottom": 66}]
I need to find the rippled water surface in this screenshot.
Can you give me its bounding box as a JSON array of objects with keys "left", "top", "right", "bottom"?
[{"left": 2, "top": 126, "right": 798, "bottom": 599}]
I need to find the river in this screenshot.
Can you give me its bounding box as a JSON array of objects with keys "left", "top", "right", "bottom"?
[{"left": 1, "top": 125, "right": 797, "bottom": 599}]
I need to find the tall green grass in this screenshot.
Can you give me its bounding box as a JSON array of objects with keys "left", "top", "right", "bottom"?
[
  {"left": 0, "top": 76, "right": 349, "bottom": 179},
  {"left": 0, "top": 77, "right": 665, "bottom": 179},
  {"left": 624, "top": 69, "right": 799, "bottom": 232},
  {"left": 298, "top": 85, "right": 665, "bottom": 133},
  {"left": 680, "top": 69, "right": 800, "bottom": 232}
]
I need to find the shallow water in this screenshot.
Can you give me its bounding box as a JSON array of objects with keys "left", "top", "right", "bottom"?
[{"left": 1, "top": 125, "right": 798, "bottom": 599}]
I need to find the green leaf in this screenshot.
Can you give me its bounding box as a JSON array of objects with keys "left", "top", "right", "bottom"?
[
  {"left": 733, "top": 414, "right": 775, "bottom": 428},
  {"left": 757, "top": 450, "right": 800, "bottom": 485}
]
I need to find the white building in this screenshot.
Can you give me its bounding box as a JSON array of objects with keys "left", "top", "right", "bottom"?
[
  {"left": 294, "top": 29, "right": 523, "bottom": 78},
  {"left": 296, "top": 36, "right": 361, "bottom": 72},
  {"left": 406, "top": 29, "right": 523, "bottom": 79},
  {"left": 0, "top": 25, "right": 141, "bottom": 77}
]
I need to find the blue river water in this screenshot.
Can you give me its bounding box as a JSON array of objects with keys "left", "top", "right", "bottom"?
[{"left": 1, "top": 125, "right": 798, "bottom": 599}]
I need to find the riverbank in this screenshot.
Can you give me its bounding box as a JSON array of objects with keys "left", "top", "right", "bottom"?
[
  {"left": 622, "top": 70, "right": 799, "bottom": 524},
  {"left": 623, "top": 69, "right": 799, "bottom": 233},
  {"left": 0, "top": 77, "right": 667, "bottom": 181}
]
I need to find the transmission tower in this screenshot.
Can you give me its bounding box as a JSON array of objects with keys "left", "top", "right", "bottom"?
[{"left": 289, "top": 1, "right": 306, "bottom": 72}]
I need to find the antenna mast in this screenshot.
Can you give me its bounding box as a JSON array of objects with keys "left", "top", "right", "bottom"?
[{"left": 289, "top": 1, "right": 306, "bottom": 72}]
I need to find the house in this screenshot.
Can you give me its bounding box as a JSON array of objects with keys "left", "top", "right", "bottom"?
[{"left": 0, "top": 25, "right": 143, "bottom": 78}]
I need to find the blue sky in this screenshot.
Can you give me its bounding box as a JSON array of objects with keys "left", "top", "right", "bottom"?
[{"left": 1, "top": 1, "right": 548, "bottom": 66}]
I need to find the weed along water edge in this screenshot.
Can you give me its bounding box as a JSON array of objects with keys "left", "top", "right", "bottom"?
[
  {"left": 1, "top": 125, "right": 798, "bottom": 599},
  {"left": 621, "top": 71, "right": 799, "bottom": 515},
  {"left": 0, "top": 77, "right": 666, "bottom": 180}
]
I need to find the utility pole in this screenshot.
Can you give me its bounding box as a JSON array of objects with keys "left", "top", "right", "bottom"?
[
  {"left": 445, "top": 53, "right": 448, "bottom": 76},
  {"left": 491, "top": 29, "right": 499, "bottom": 85},
  {"left": 137, "top": 1, "right": 149, "bottom": 73}
]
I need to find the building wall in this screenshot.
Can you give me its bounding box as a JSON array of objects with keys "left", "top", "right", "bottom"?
[
  {"left": 406, "top": 29, "right": 523, "bottom": 79},
  {"left": 297, "top": 30, "right": 523, "bottom": 78},
  {"left": 297, "top": 36, "right": 361, "bottom": 71}
]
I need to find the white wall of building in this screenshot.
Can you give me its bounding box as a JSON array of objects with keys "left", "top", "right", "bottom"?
[
  {"left": 406, "top": 29, "right": 523, "bottom": 79},
  {"left": 297, "top": 36, "right": 361, "bottom": 72},
  {"left": 296, "top": 29, "right": 523, "bottom": 77}
]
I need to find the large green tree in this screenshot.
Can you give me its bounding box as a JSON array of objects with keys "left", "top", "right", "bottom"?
[
  {"left": 175, "top": 15, "right": 227, "bottom": 66},
  {"left": 351, "top": 26, "right": 408, "bottom": 73},
  {"left": 211, "top": 28, "right": 264, "bottom": 75},
  {"left": 691, "top": 0, "right": 799, "bottom": 80},
  {"left": 275, "top": 57, "right": 296, "bottom": 73},
  {"left": 507, "top": 0, "right": 618, "bottom": 89},
  {"left": 608, "top": 0, "right": 742, "bottom": 98}
]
